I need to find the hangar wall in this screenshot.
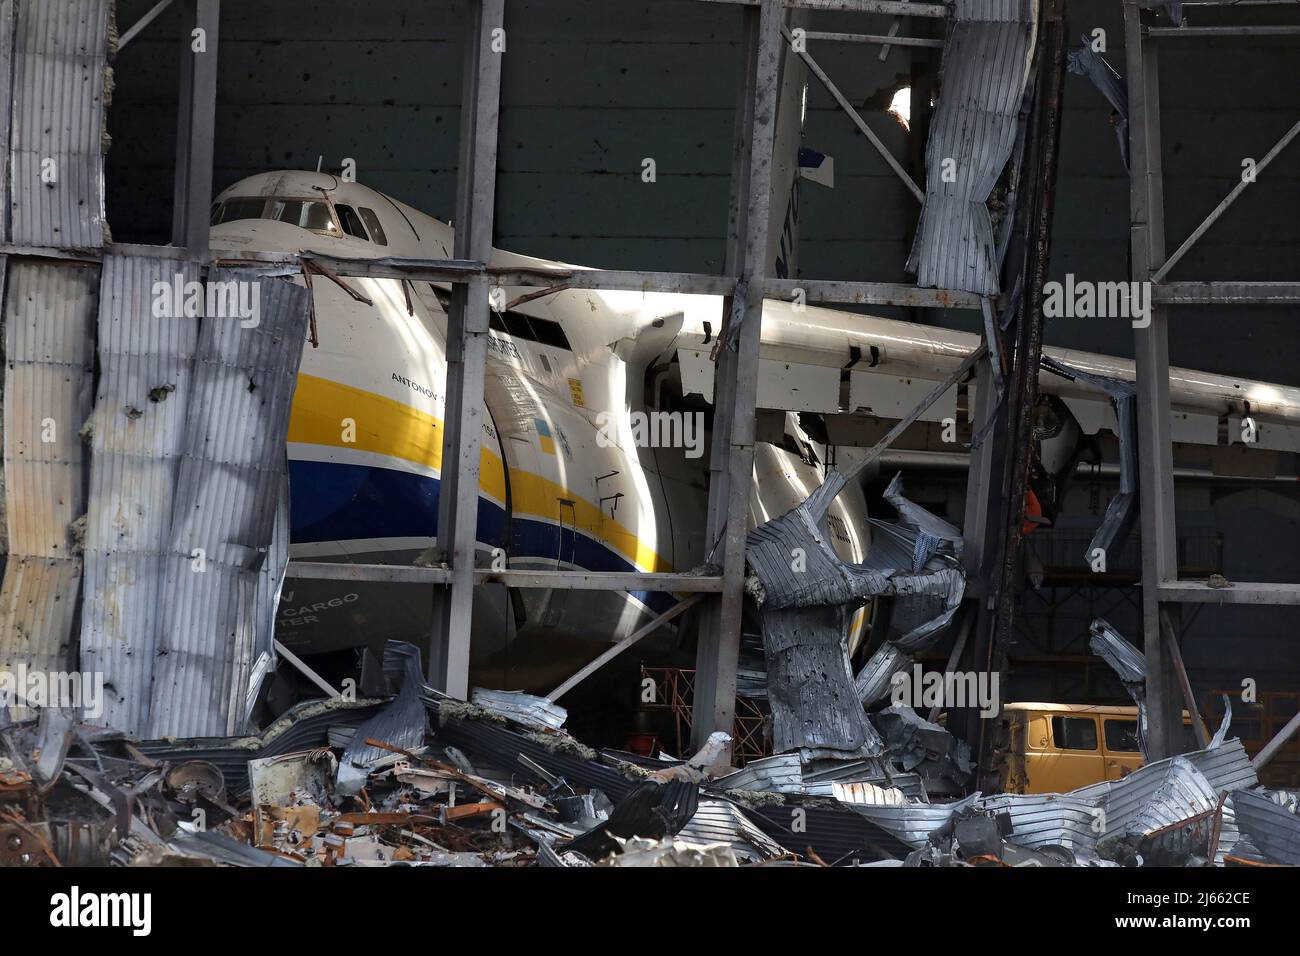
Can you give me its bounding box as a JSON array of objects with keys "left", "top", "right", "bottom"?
[{"left": 104, "top": 0, "right": 1299, "bottom": 698}]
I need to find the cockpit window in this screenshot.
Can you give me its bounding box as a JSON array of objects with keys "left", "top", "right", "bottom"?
[
  {"left": 270, "top": 199, "right": 337, "bottom": 233},
  {"left": 211, "top": 197, "right": 268, "bottom": 225},
  {"left": 336, "top": 204, "right": 369, "bottom": 241},
  {"left": 358, "top": 207, "right": 388, "bottom": 246}
]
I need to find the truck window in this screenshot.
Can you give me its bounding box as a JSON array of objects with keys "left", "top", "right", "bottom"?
[
  {"left": 1051, "top": 715, "right": 1098, "bottom": 751},
  {"left": 1104, "top": 718, "right": 1141, "bottom": 752}
]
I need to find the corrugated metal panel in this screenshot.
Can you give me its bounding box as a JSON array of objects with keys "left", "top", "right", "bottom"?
[
  {"left": 0, "top": 258, "right": 96, "bottom": 708},
  {"left": 906, "top": 0, "right": 1036, "bottom": 295},
  {"left": 977, "top": 792, "right": 1103, "bottom": 851},
  {"left": 9, "top": 0, "right": 112, "bottom": 249},
  {"left": 1229, "top": 789, "right": 1300, "bottom": 866},
  {"left": 675, "top": 799, "right": 788, "bottom": 861},
  {"left": 146, "top": 271, "right": 311, "bottom": 738},
  {"left": 855, "top": 642, "right": 912, "bottom": 707},
  {"left": 0, "top": 1, "right": 16, "bottom": 244},
  {"left": 81, "top": 255, "right": 200, "bottom": 733},
  {"left": 838, "top": 794, "right": 980, "bottom": 849},
  {"left": 1126, "top": 756, "right": 1218, "bottom": 837},
  {"left": 1072, "top": 739, "right": 1258, "bottom": 839}
]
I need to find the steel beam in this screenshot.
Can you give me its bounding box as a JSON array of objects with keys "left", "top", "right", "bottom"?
[
  {"left": 784, "top": 24, "right": 926, "bottom": 202},
  {"left": 1152, "top": 117, "right": 1300, "bottom": 283},
  {"left": 692, "top": 0, "right": 784, "bottom": 755},
  {"left": 119, "top": 0, "right": 178, "bottom": 49},
  {"left": 1253, "top": 708, "right": 1300, "bottom": 771},
  {"left": 429, "top": 0, "right": 504, "bottom": 698},
  {"left": 1152, "top": 281, "right": 1300, "bottom": 305},
  {"left": 286, "top": 561, "right": 723, "bottom": 592},
  {"left": 1157, "top": 581, "right": 1300, "bottom": 606},
  {"left": 1125, "top": 0, "right": 1183, "bottom": 761},
  {"left": 548, "top": 596, "right": 703, "bottom": 700},
  {"left": 801, "top": 30, "right": 945, "bottom": 48},
  {"left": 1147, "top": 25, "right": 1300, "bottom": 37},
  {"left": 170, "top": 0, "right": 220, "bottom": 256},
  {"left": 699, "top": 0, "right": 948, "bottom": 15},
  {"left": 764, "top": 277, "right": 982, "bottom": 310}
]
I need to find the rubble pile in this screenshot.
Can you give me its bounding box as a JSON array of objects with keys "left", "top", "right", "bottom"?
[{"left": 2, "top": 638, "right": 1296, "bottom": 868}]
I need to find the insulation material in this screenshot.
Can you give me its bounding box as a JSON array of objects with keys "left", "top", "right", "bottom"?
[
  {"left": 0, "top": 258, "right": 97, "bottom": 714},
  {"left": 81, "top": 255, "right": 200, "bottom": 733},
  {"left": 146, "top": 270, "right": 311, "bottom": 738},
  {"left": 8, "top": 0, "right": 113, "bottom": 249},
  {"left": 907, "top": 0, "right": 1037, "bottom": 295}
]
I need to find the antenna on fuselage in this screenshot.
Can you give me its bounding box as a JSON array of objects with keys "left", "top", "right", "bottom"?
[{"left": 315, "top": 155, "right": 323, "bottom": 173}]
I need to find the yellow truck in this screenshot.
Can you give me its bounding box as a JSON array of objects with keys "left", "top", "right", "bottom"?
[{"left": 993, "top": 702, "right": 1200, "bottom": 794}]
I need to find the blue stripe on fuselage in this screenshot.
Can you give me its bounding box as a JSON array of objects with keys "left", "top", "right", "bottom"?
[{"left": 288, "top": 459, "right": 675, "bottom": 613}]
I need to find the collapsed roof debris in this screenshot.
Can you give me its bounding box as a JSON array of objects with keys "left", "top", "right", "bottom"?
[{"left": 0, "top": 638, "right": 1290, "bottom": 867}]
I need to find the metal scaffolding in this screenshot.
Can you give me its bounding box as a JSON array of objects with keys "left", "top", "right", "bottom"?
[{"left": 1122, "top": 0, "right": 1300, "bottom": 760}]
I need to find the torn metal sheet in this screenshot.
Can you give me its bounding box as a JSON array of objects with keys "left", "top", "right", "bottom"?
[
  {"left": 1042, "top": 356, "right": 1138, "bottom": 563},
  {"left": 855, "top": 642, "right": 914, "bottom": 708},
  {"left": 872, "top": 704, "right": 973, "bottom": 794},
  {"left": 761, "top": 604, "right": 883, "bottom": 759},
  {"left": 906, "top": 0, "right": 1037, "bottom": 295},
  {"left": 470, "top": 687, "right": 567, "bottom": 731},
  {"left": 0, "top": 259, "right": 96, "bottom": 715},
  {"left": 712, "top": 752, "right": 925, "bottom": 800},
  {"left": 1229, "top": 788, "right": 1300, "bottom": 866},
  {"left": 1066, "top": 41, "right": 1129, "bottom": 171},
  {"left": 1124, "top": 755, "right": 1218, "bottom": 839},
  {"left": 837, "top": 793, "right": 981, "bottom": 849},
  {"left": 336, "top": 642, "right": 430, "bottom": 797},
  {"left": 80, "top": 255, "right": 200, "bottom": 733},
  {"left": 1073, "top": 739, "right": 1258, "bottom": 840},
  {"left": 9, "top": 0, "right": 112, "bottom": 249},
  {"left": 1088, "top": 617, "right": 1147, "bottom": 756},
  {"left": 748, "top": 473, "right": 964, "bottom": 757},
  {"left": 146, "top": 272, "right": 311, "bottom": 738},
  {"left": 674, "top": 799, "right": 788, "bottom": 862}
]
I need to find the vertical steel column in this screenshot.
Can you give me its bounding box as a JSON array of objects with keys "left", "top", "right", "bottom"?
[
  {"left": 961, "top": 358, "right": 995, "bottom": 586},
  {"left": 1124, "top": 0, "right": 1183, "bottom": 759},
  {"left": 171, "top": 0, "right": 220, "bottom": 255},
  {"left": 429, "top": 0, "right": 504, "bottom": 697},
  {"left": 692, "top": 0, "right": 784, "bottom": 752}
]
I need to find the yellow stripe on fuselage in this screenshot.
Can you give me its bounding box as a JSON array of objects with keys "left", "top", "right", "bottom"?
[{"left": 287, "top": 373, "right": 673, "bottom": 573}]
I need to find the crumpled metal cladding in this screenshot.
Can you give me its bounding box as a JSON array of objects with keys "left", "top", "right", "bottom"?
[
  {"left": 1066, "top": 41, "right": 1131, "bottom": 171},
  {"left": 335, "top": 641, "right": 429, "bottom": 797},
  {"left": 746, "top": 472, "right": 966, "bottom": 760},
  {"left": 1088, "top": 617, "right": 1149, "bottom": 756}
]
